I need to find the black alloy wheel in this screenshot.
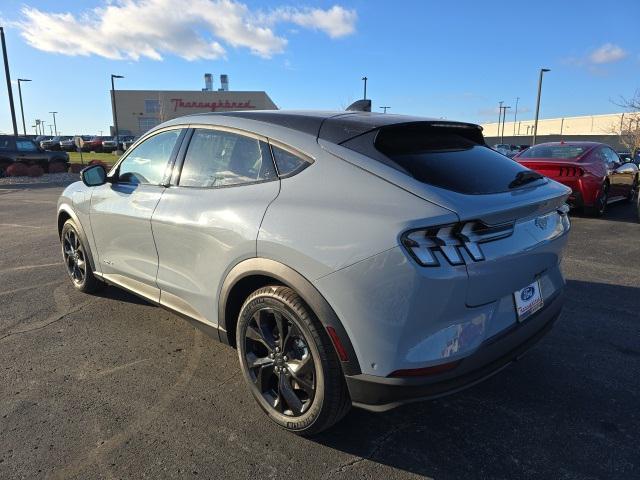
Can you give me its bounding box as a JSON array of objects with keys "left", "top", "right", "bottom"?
[
  {"left": 236, "top": 286, "right": 351, "bottom": 435},
  {"left": 63, "top": 227, "right": 87, "bottom": 287},
  {"left": 244, "top": 307, "right": 316, "bottom": 416},
  {"left": 60, "top": 220, "right": 103, "bottom": 293}
]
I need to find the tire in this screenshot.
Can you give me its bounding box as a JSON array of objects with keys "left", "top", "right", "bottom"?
[
  {"left": 624, "top": 176, "right": 638, "bottom": 203},
  {"left": 585, "top": 183, "right": 608, "bottom": 217},
  {"left": 61, "top": 219, "right": 104, "bottom": 293},
  {"left": 236, "top": 286, "right": 351, "bottom": 436},
  {"left": 0, "top": 162, "right": 9, "bottom": 178}
]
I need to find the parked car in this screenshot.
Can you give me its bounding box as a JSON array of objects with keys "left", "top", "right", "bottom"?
[
  {"left": 122, "top": 136, "right": 138, "bottom": 151},
  {"left": 57, "top": 111, "right": 572, "bottom": 434},
  {"left": 0, "top": 135, "right": 69, "bottom": 176},
  {"left": 493, "top": 144, "right": 520, "bottom": 157},
  {"left": 61, "top": 137, "right": 78, "bottom": 152},
  {"left": 40, "top": 136, "right": 72, "bottom": 151},
  {"left": 515, "top": 142, "right": 639, "bottom": 216},
  {"left": 100, "top": 137, "right": 118, "bottom": 152},
  {"left": 35, "top": 135, "right": 51, "bottom": 145},
  {"left": 81, "top": 136, "right": 110, "bottom": 152}
]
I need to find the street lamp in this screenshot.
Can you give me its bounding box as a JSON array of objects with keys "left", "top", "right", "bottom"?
[
  {"left": 361, "top": 76, "right": 368, "bottom": 100},
  {"left": 111, "top": 74, "right": 124, "bottom": 151},
  {"left": 379, "top": 106, "right": 390, "bottom": 113},
  {"left": 513, "top": 97, "right": 520, "bottom": 136},
  {"left": 497, "top": 101, "right": 504, "bottom": 140},
  {"left": 50, "top": 111, "right": 58, "bottom": 136},
  {"left": 17, "top": 78, "right": 32, "bottom": 136},
  {"left": 1, "top": 27, "right": 18, "bottom": 135},
  {"left": 501, "top": 106, "right": 511, "bottom": 143},
  {"left": 532, "top": 68, "right": 550, "bottom": 145}
]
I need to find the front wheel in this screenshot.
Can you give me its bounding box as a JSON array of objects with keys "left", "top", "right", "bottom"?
[
  {"left": 236, "top": 286, "right": 351, "bottom": 435},
  {"left": 61, "top": 220, "right": 104, "bottom": 293},
  {"left": 624, "top": 176, "right": 638, "bottom": 203}
]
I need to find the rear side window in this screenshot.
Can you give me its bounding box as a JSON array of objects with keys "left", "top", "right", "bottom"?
[
  {"left": 519, "top": 145, "right": 587, "bottom": 159},
  {"left": 179, "top": 129, "right": 276, "bottom": 188},
  {"left": 361, "top": 124, "right": 536, "bottom": 194},
  {"left": 271, "top": 145, "right": 310, "bottom": 177}
]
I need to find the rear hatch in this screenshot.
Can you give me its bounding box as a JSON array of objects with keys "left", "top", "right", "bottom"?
[{"left": 320, "top": 120, "right": 571, "bottom": 306}]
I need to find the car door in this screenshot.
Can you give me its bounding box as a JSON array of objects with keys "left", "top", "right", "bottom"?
[
  {"left": 604, "top": 147, "right": 632, "bottom": 198},
  {"left": 90, "top": 128, "right": 185, "bottom": 302},
  {"left": 151, "top": 127, "right": 280, "bottom": 326},
  {"left": 15, "top": 138, "right": 48, "bottom": 166}
]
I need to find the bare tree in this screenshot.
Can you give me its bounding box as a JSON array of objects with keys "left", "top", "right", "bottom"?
[{"left": 612, "top": 90, "right": 640, "bottom": 155}]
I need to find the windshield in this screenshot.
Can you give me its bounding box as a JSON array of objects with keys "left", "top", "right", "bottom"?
[{"left": 519, "top": 145, "right": 588, "bottom": 160}]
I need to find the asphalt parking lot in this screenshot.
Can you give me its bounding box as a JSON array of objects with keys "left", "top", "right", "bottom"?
[{"left": 1, "top": 184, "right": 639, "bottom": 480}]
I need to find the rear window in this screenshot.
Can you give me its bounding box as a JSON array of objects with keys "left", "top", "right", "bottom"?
[
  {"left": 519, "top": 145, "right": 587, "bottom": 159},
  {"left": 352, "top": 124, "right": 538, "bottom": 194}
]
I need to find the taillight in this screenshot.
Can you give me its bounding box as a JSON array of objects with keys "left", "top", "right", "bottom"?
[
  {"left": 401, "top": 221, "right": 514, "bottom": 267},
  {"left": 558, "top": 166, "right": 583, "bottom": 177}
]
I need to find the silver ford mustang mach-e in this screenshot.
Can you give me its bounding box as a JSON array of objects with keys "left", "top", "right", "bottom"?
[{"left": 57, "top": 111, "right": 571, "bottom": 434}]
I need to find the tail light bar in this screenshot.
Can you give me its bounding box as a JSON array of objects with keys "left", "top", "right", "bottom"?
[
  {"left": 402, "top": 205, "right": 570, "bottom": 267},
  {"left": 401, "top": 220, "right": 514, "bottom": 267}
]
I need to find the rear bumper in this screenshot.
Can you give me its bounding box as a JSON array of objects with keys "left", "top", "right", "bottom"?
[{"left": 345, "top": 290, "right": 563, "bottom": 412}]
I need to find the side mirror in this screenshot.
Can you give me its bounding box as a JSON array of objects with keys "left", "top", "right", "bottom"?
[{"left": 80, "top": 164, "right": 107, "bottom": 187}]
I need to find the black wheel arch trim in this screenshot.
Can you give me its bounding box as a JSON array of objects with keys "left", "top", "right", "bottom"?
[
  {"left": 57, "top": 206, "right": 97, "bottom": 273},
  {"left": 218, "top": 258, "right": 361, "bottom": 376}
]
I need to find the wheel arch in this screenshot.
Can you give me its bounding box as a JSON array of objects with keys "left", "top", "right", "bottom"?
[
  {"left": 57, "top": 206, "right": 97, "bottom": 272},
  {"left": 218, "top": 258, "right": 361, "bottom": 376}
]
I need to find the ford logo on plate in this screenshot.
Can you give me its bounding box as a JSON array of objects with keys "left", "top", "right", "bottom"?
[{"left": 521, "top": 286, "right": 536, "bottom": 301}]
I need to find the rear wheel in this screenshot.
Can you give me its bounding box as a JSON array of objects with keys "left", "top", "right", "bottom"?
[
  {"left": 586, "top": 183, "right": 608, "bottom": 217},
  {"left": 61, "top": 220, "right": 103, "bottom": 293},
  {"left": 236, "top": 286, "right": 350, "bottom": 435}
]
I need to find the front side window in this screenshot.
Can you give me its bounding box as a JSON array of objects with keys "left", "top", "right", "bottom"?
[
  {"left": 117, "top": 129, "right": 181, "bottom": 185},
  {"left": 179, "top": 129, "right": 276, "bottom": 187},
  {"left": 16, "top": 140, "right": 39, "bottom": 152}
]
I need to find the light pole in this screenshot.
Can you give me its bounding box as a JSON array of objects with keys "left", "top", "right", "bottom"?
[
  {"left": 111, "top": 74, "right": 124, "bottom": 151},
  {"left": 500, "top": 106, "right": 511, "bottom": 143},
  {"left": 41, "top": 120, "right": 46, "bottom": 136},
  {"left": 50, "top": 111, "right": 58, "bottom": 136},
  {"left": 379, "top": 106, "right": 390, "bottom": 113},
  {"left": 497, "top": 101, "right": 504, "bottom": 141},
  {"left": 361, "top": 76, "right": 368, "bottom": 100},
  {"left": 1, "top": 27, "right": 18, "bottom": 135},
  {"left": 532, "top": 68, "right": 550, "bottom": 145},
  {"left": 17, "top": 78, "right": 31, "bottom": 136},
  {"left": 513, "top": 97, "right": 519, "bottom": 135}
]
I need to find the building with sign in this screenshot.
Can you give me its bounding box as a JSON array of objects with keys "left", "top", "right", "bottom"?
[{"left": 111, "top": 89, "right": 278, "bottom": 136}]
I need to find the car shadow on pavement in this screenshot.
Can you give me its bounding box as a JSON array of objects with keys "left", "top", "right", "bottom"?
[
  {"left": 92, "top": 285, "right": 150, "bottom": 306},
  {"left": 571, "top": 200, "right": 638, "bottom": 224},
  {"left": 311, "top": 279, "right": 640, "bottom": 479}
]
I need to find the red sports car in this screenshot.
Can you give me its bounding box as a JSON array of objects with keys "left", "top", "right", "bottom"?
[{"left": 515, "top": 142, "right": 638, "bottom": 216}]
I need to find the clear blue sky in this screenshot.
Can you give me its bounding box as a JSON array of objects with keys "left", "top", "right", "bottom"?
[{"left": 1, "top": 0, "right": 638, "bottom": 135}]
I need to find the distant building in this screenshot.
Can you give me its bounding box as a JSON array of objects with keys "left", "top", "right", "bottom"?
[
  {"left": 482, "top": 112, "right": 638, "bottom": 149},
  {"left": 111, "top": 88, "right": 277, "bottom": 137}
]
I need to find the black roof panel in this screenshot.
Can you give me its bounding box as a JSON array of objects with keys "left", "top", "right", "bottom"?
[{"left": 199, "top": 110, "right": 481, "bottom": 144}]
